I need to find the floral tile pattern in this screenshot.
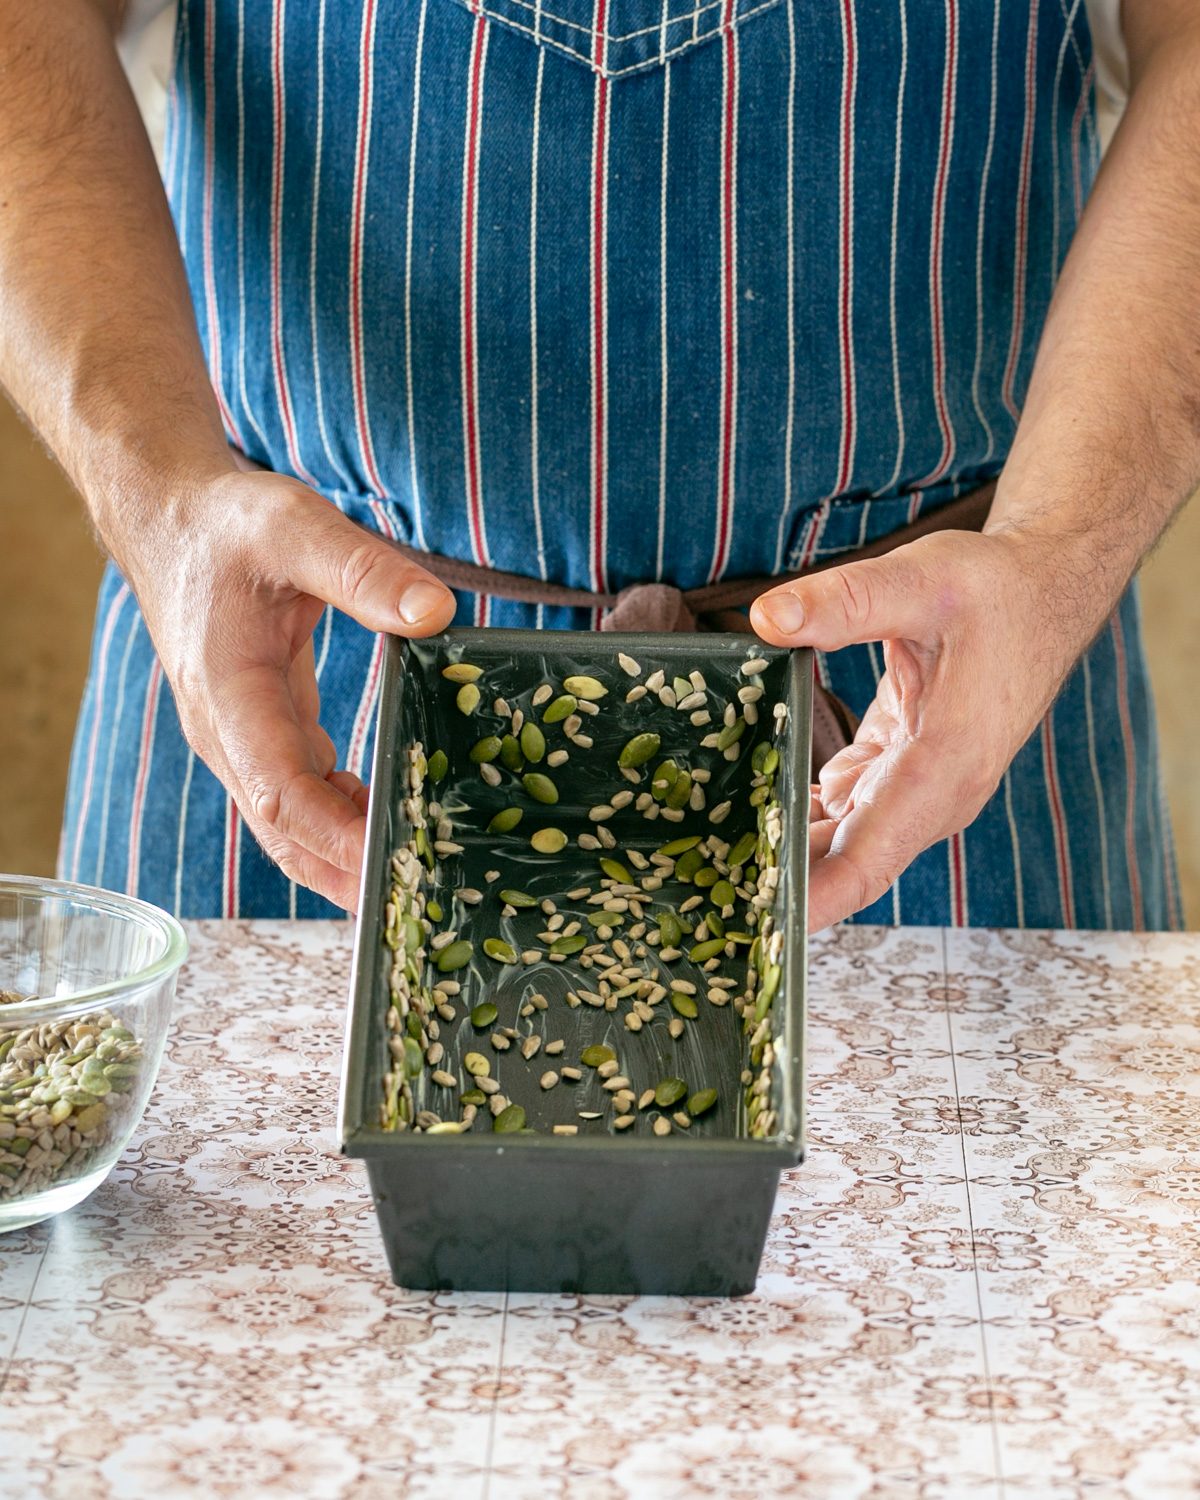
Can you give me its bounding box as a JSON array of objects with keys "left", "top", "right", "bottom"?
[{"left": 2, "top": 920, "right": 1200, "bottom": 1498}]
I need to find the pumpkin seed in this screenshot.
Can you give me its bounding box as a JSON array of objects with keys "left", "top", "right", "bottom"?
[
  {"left": 664, "top": 770, "right": 693, "bottom": 810},
  {"left": 689, "top": 938, "right": 726, "bottom": 962},
  {"left": 670, "top": 993, "right": 698, "bottom": 1019},
  {"left": 499, "top": 888, "right": 538, "bottom": 908},
  {"left": 618, "top": 732, "right": 661, "bottom": 769},
  {"left": 711, "top": 879, "right": 736, "bottom": 909},
  {"left": 581, "top": 1045, "right": 616, "bottom": 1068},
  {"left": 543, "top": 693, "right": 577, "bottom": 723},
  {"left": 687, "top": 1088, "right": 718, "bottom": 1116},
  {"left": 436, "top": 940, "right": 474, "bottom": 972},
  {"left": 488, "top": 806, "right": 524, "bottom": 834},
  {"left": 484, "top": 937, "right": 518, "bottom": 963},
  {"left": 728, "top": 832, "right": 757, "bottom": 868},
  {"left": 469, "top": 735, "right": 502, "bottom": 763},
  {"left": 587, "top": 910, "right": 624, "bottom": 928},
  {"left": 600, "top": 857, "right": 633, "bottom": 884},
  {"left": 402, "top": 1036, "right": 424, "bottom": 1077},
  {"left": 456, "top": 683, "right": 481, "bottom": 715},
  {"left": 658, "top": 911, "right": 683, "bottom": 947},
  {"left": 520, "top": 722, "right": 547, "bottom": 763},
  {"left": 499, "top": 734, "right": 524, "bottom": 771},
  {"left": 461, "top": 1087, "right": 487, "bottom": 1106},
  {"left": 716, "top": 717, "right": 747, "bottom": 751},
  {"left": 464, "top": 1052, "right": 490, "bottom": 1077},
  {"left": 650, "top": 759, "right": 679, "bottom": 801},
  {"left": 694, "top": 866, "right": 719, "bottom": 889},
  {"left": 442, "top": 662, "right": 483, "bottom": 683},
  {"left": 564, "top": 674, "right": 607, "bottom": 700},
  {"left": 428, "top": 749, "right": 448, "bottom": 782},
  {"left": 657, "top": 835, "right": 702, "bottom": 858},
  {"left": 675, "top": 848, "right": 705, "bottom": 882},
  {"left": 654, "top": 1077, "right": 687, "bottom": 1107},
  {"left": 493, "top": 1104, "right": 526, "bottom": 1133},
  {"left": 470, "top": 1001, "right": 499, "bottom": 1028},
  {"left": 532, "top": 827, "right": 568, "bottom": 854},
  {"left": 426, "top": 899, "right": 443, "bottom": 923},
  {"left": 523, "top": 773, "right": 559, "bottom": 805}
]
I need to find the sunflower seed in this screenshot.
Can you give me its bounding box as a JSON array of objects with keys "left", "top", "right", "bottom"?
[
  {"left": 614, "top": 1114, "right": 636, "bottom": 1130},
  {"left": 645, "top": 669, "right": 665, "bottom": 692},
  {"left": 539, "top": 1071, "right": 559, "bottom": 1090},
  {"left": 578, "top": 1111, "right": 603, "bottom": 1120},
  {"left": 521, "top": 1035, "right": 542, "bottom": 1060},
  {"left": 741, "top": 657, "right": 769, "bottom": 676},
  {"left": 430, "top": 1069, "right": 456, "bottom": 1088},
  {"left": 677, "top": 690, "right": 706, "bottom": 712},
  {"left": 490, "top": 1033, "right": 511, "bottom": 1050},
  {"left": 618, "top": 652, "right": 641, "bottom": 676},
  {"left": 626, "top": 684, "right": 649, "bottom": 703},
  {"left": 668, "top": 1017, "right": 685, "bottom": 1039},
  {"left": 561, "top": 1066, "right": 583, "bottom": 1081},
  {"left": 652, "top": 1117, "right": 672, "bottom": 1136},
  {"left": 546, "top": 748, "right": 569, "bottom": 768}
]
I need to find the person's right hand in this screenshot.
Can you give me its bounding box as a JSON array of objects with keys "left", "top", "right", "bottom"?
[{"left": 105, "top": 466, "right": 456, "bottom": 910}]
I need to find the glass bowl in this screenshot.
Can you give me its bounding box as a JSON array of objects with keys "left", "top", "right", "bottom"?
[{"left": 0, "top": 874, "right": 187, "bottom": 1233}]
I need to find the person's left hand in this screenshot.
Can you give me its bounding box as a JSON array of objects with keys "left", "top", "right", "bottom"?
[{"left": 750, "top": 527, "right": 1102, "bottom": 932}]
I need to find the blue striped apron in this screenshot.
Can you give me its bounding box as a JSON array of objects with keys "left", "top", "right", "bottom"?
[{"left": 61, "top": 0, "right": 1182, "bottom": 929}]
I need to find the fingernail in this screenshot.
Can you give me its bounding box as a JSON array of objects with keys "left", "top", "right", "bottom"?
[
  {"left": 758, "top": 592, "right": 806, "bottom": 635},
  {"left": 399, "top": 580, "right": 450, "bottom": 626}
]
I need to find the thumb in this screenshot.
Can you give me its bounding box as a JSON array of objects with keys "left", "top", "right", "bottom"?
[
  {"left": 750, "top": 549, "right": 934, "bottom": 651},
  {"left": 288, "top": 495, "right": 457, "bottom": 636}
]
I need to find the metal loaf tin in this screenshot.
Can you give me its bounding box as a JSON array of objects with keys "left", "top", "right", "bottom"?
[{"left": 339, "top": 629, "right": 811, "bottom": 1296}]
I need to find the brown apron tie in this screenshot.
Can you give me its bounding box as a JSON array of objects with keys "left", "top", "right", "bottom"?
[
  {"left": 232, "top": 447, "right": 994, "bottom": 770},
  {"left": 386, "top": 481, "right": 996, "bottom": 769}
]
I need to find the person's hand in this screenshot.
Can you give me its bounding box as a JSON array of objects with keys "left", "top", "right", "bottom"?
[
  {"left": 105, "top": 466, "right": 456, "bottom": 910},
  {"left": 750, "top": 529, "right": 1100, "bottom": 932}
]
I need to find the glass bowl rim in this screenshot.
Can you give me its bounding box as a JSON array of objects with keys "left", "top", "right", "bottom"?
[{"left": 0, "top": 873, "right": 188, "bottom": 1016}]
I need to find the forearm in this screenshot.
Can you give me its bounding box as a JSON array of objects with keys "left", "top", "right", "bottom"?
[
  {"left": 0, "top": 0, "right": 233, "bottom": 546},
  {"left": 987, "top": 16, "right": 1200, "bottom": 651}
]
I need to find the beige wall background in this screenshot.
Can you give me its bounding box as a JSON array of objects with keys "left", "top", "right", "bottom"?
[{"left": 1, "top": 394, "right": 1197, "bottom": 923}]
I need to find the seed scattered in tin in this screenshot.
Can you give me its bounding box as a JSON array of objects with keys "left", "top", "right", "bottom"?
[
  {"left": 485, "top": 869, "right": 501, "bottom": 882},
  {"left": 576, "top": 698, "right": 600, "bottom": 717},
  {"left": 436, "top": 940, "right": 474, "bottom": 972},
  {"left": 638, "top": 1088, "right": 656, "bottom": 1110},
  {"left": 561, "top": 1066, "right": 583, "bottom": 1081},
  {"left": 483, "top": 937, "right": 518, "bottom": 964},
  {"left": 672, "top": 1111, "right": 692, "bottom": 1129},
  {"left": 687, "top": 1088, "right": 718, "bottom": 1116},
  {"left": 546, "top": 748, "right": 569, "bottom": 768},
  {"left": 469, "top": 735, "right": 502, "bottom": 764},
  {"left": 564, "top": 674, "right": 607, "bottom": 700},
  {"left": 487, "top": 807, "right": 523, "bottom": 835},
  {"left": 588, "top": 804, "right": 615, "bottom": 822},
  {"left": 463, "top": 1052, "right": 490, "bottom": 1077},
  {"left": 626, "top": 684, "right": 649, "bottom": 703},
  {"left": 618, "top": 652, "right": 641, "bottom": 676},
  {"left": 668, "top": 1017, "right": 685, "bottom": 1039},
  {"left": 455, "top": 683, "right": 481, "bottom": 715},
  {"left": 539, "top": 1071, "right": 559, "bottom": 1090},
  {"left": 578, "top": 1111, "right": 603, "bottom": 1120},
  {"left": 645, "top": 669, "right": 665, "bottom": 691},
  {"left": 470, "top": 1001, "right": 499, "bottom": 1028},
  {"left": 618, "top": 731, "right": 661, "bottom": 770},
  {"left": 741, "top": 657, "right": 769, "bottom": 676},
  {"left": 553, "top": 1124, "right": 578, "bottom": 1135},
  {"left": 522, "top": 772, "right": 559, "bottom": 805},
  {"left": 520, "top": 722, "right": 547, "bottom": 762},
  {"left": 582, "top": 1045, "right": 616, "bottom": 1068},
  {"left": 652, "top": 1117, "right": 672, "bottom": 1136},
  {"left": 427, "top": 748, "right": 448, "bottom": 782},
  {"left": 532, "top": 827, "right": 568, "bottom": 854},
  {"left": 499, "top": 888, "right": 537, "bottom": 908},
  {"left": 677, "top": 690, "right": 706, "bottom": 712},
  {"left": 544, "top": 1039, "right": 565, "bottom": 1055},
  {"left": 614, "top": 1114, "right": 636, "bottom": 1130},
  {"left": 442, "top": 662, "right": 483, "bottom": 683},
  {"left": 521, "top": 1035, "right": 542, "bottom": 1060},
  {"left": 490, "top": 1033, "right": 511, "bottom": 1050},
  {"left": 550, "top": 933, "right": 587, "bottom": 956},
  {"left": 431, "top": 1069, "right": 457, "bottom": 1088},
  {"left": 493, "top": 1104, "right": 526, "bottom": 1133},
  {"left": 654, "top": 1077, "right": 688, "bottom": 1107},
  {"left": 543, "top": 693, "right": 577, "bottom": 723},
  {"left": 670, "top": 993, "right": 698, "bottom": 1019}
]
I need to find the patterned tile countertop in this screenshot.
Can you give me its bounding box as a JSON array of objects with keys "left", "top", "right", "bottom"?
[{"left": 3, "top": 921, "right": 1200, "bottom": 1500}]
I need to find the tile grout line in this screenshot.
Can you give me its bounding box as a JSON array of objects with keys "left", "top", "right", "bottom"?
[
  {"left": 941, "top": 928, "right": 1005, "bottom": 1500},
  {"left": 0, "top": 1232, "right": 52, "bottom": 1398},
  {"left": 480, "top": 1289, "right": 509, "bottom": 1500}
]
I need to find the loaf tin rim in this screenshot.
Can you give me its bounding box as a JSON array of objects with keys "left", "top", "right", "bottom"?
[{"left": 339, "top": 626, "right": 808, "bottom": 1165}]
